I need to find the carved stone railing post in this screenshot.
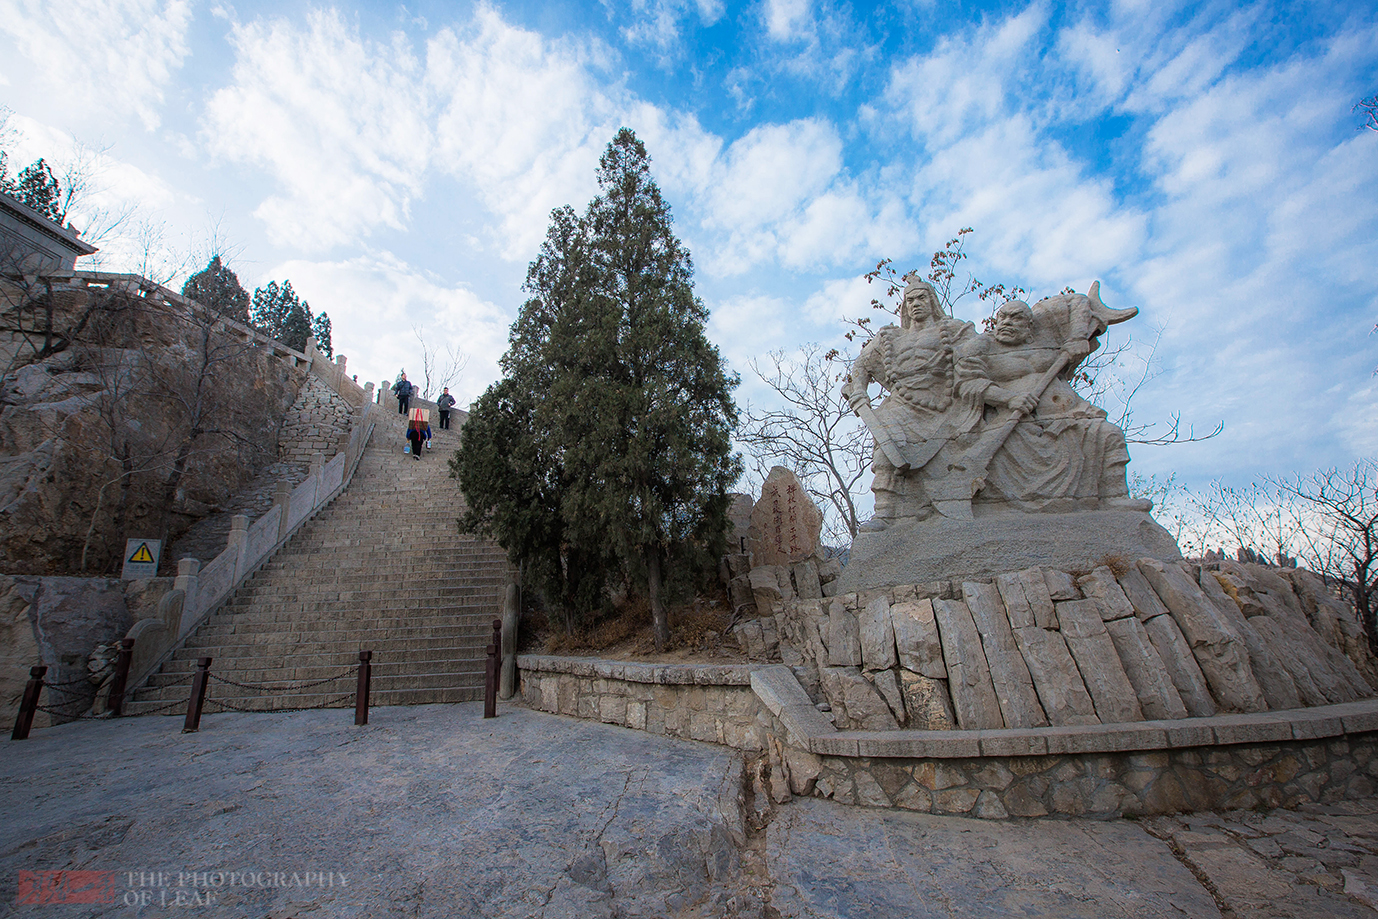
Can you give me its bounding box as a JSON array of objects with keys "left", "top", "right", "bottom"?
[
  {"left": 175, "top": 558, "right": 200, "bottom": 601},
  {"left": 310, "top": 452, "right": 323, "bottom": 505},
  {"left": 364, "top": 381, "right": 374, "bottom": 404},
  {"left": 228, "top": 514, "right": 248, "bottom": 579},
  {"left": 274, "top": 480, "right": 292, "bottom": 542}
]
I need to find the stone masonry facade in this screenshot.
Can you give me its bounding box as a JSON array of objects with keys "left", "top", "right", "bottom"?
[{"left": 278, "top": 375, "right": 355, "bottom": 469}]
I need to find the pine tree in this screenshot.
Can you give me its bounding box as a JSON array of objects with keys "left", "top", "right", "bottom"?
[
  {"left": 453, "top": 129, "right": 740, "bottom": 648},
  {"left": 250, "top": 280, "right": 314, "bottom": 352},
  {"left": 182, "top": 256, "right": 250, "bottom": 324},
  {"left": 312, "top": 312, "right": 333, "bottom": 359},
  {"left": 1, "top": 155, "right": 63, "bottom": 223}
]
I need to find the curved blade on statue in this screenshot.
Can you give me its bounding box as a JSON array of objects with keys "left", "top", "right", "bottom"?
[{"left": 854, "top": 401, "right": 910, "bottom": 471}]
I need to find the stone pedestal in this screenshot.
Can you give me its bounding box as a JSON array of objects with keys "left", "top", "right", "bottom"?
[{"left": 838, "top": 510, "right": 1181, "bottom": 593}]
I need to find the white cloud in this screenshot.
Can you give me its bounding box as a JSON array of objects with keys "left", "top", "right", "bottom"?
[
  {"left": 425, "top": 7, "right": 624, "bottom": 260},
  {"left": 203, "top": 8, "right": 433, "bottom": 251},
  {"left": 0, "top": 0, "right": 191, "bottom": 130},
  {"left": 764, "top": 0, "right": 812, "bottom": 42},
  {"left": 265, "top": 252, "right": 511, "bottom": 406},
  {"left": 619, "top": 0, "right": 725, "bottom": 60}
]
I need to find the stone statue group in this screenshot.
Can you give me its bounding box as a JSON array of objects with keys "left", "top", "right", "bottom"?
[{"left": 842, "top": 277, "right": 1150, "bottom": 529}]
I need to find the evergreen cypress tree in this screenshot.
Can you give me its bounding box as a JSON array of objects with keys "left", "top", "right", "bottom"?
[
  {"left": 250, "top": 280, "right": 313, "bottom": 352},
  {"left": 453, "top": 129, "right": 740, "bottom": 648},
  {"left": 312, "top": 312, "right": 333, "bottom": 359},
  {"left": 182, "top": 256, "right": 250, "bottom": 324}
]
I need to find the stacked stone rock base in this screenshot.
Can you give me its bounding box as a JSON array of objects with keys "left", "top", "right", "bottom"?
[{"left": 764, "top": 559, "right": 1372, "bottom": 734}]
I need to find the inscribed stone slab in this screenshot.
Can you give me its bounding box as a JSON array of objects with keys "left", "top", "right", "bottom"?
[{"left": 748, "top": 466, "right": 823, "bottom": 567}]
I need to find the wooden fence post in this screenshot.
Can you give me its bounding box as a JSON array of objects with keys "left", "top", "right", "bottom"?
[
  {"left": 182, "top": 657, "right": 212, "bottom": 734},
  {"left": 11, "top": 666, "right": 47, "bottom": 740},
  {"left": 107, "top": 638, "right": 136, "bottom": 717},
  {"left": 355, "top": 651, "right": 372, "bottom": 726},
  {"left": 484, "top": 619, "right": 501, "bottom": 719}
]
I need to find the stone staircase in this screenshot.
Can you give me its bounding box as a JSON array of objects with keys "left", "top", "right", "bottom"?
[{"left": 126, "top": 416, "right": 510, "bottom": 713}]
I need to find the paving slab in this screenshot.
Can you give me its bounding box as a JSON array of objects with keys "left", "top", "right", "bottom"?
[
  {"left": 766, "top": 797, "right": 1220, "bottom": 918},
  {"left": 0, "top": 704, "right": 748, "bottom": 918}
]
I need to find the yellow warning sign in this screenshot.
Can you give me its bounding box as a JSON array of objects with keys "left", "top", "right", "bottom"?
[{"left": 128, "top": 542, "right": 156, "bottom": 564}]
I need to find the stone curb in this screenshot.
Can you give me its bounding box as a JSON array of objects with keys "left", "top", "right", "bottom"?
[
  {"left": 517, "top": 654, "right": 756, "bottom": 686},
  {"left": 522, "top": 656, "right": 1378, "bottom": 759}
]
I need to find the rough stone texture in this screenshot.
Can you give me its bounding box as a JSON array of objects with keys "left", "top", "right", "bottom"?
[
  {"left": 869, "top": 668, "right": 907, "bottom": 725},
  {"left": 1043, "top": 568, "right": 1079, "bottom": 601},
  {"left": 857, "top": 595, "right": 897, "bottom": 672},
  {"left": 899, "top": 669, "right": 956, "bottom": 730},
  {"left": 1116, "top": 565, "right": 1173, "bottom": 622},
  {"left": 1, "top": 705, "right": 754, "bottom": 919},
  {"left": 769, "top": 799, "right": 1222, "bottom": 919},
  {"left": 791, "top": 559, "right": 822, "bottom": 600},
  {"left": 839, "top": 510, "right": 1182, "bottom": 592},
  {"left": 932, "top": 598, "right": 1004, "bottom": 730},
  {"left": 1198, "top": 565, "right": 1303, "bottom": 711},
  {"left": 961, "top": 580, "right": 1047, "bottom": 728},
  {"left": 0, "top": 285, "right": 305, "bottom": 576},
  {"left": 819, "top": 666, "right": 899, "bottom": 730},
  {"left": 747, "top": 466, "right": 823, "bottom": 568},
  {"left": 1141, "top": 611, "right": 1218, "bottom": 717},
  {"left": 521, "top": 663, "right": 765, "bottom": 753},
  {"left": 1056, "top": 598, "right": 1145, "bottom": 724},
  {"left": 1285, "top": 566, "right": 1377, "bottom": 683},
  {"left": 1011, "top": 625, "right": 1099, "bottom": 726},
  {"left": 891, "top": 598, "right": 946, "bottom": 678},
  {"left": 277, "top": 374, "right": 354, "bottom": 468},
  {"left": 0, "top": 575, "right": 133, "bottom": 726},
  {"left": 1104, "top": 615, "right": 1189, "bottom": 720},
  {"left": 748, "top": 567, "right": 784, "bottom": 614},
  {"left": 810, "top": 730, "right": 1378, "bottom": 822},
  {"left": 1077, "top": 566, "right": 1137, "bottom": 620},
  {"left": 825, "top": 599, "right": 862, "bottom": 667},
  {"left": 1138, "top": 558, "right": 1268, "bottom": 714}
]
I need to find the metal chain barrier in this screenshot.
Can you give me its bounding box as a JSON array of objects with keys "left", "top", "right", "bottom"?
[
  {"left": 206, "top": 666, "right": 354, "bottom": 693},
  {"left": 207, "top": 692, "right": 354, "bottom": 715}
]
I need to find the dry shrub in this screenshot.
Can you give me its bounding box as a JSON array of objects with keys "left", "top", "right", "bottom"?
[{"left": 1097, "top": 555, "right": 1132, "bottom": 577}]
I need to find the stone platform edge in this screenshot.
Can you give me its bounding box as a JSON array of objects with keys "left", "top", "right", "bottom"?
[
  {"left": 517, "top": 654, "right": 756, "bottom": 686},
  {"left": 520, "top": 655, "right": 1378, "bottom": 756}
]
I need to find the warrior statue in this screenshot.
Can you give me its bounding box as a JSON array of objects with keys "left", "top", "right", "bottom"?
[{"left": 844, "top": 278, "right": 1140, "bottom": 527}]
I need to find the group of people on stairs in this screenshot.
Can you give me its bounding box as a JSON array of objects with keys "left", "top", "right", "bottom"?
[{"left": 391, "top": 372, "right": 457, "bottom": 462}]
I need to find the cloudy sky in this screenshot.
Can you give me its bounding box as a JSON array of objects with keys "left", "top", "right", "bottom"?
[{"left": 2, "top": 0, "right": 1375, "bottom": 498}]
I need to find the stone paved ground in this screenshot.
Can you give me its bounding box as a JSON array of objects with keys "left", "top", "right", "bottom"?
[{"left": 1, "top": 705, "right": 1377, "bottom": 919}]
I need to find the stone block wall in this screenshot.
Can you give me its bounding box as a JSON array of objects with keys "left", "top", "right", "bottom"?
[
  {"left": 805, "top": 735, "right": 1378, "bottom": 819},
  {"left": 278, "top": 375, "right": 355, "bottom": 469},
  {"left": 518, "top": 657, "right": 767, "bottom": 752}
]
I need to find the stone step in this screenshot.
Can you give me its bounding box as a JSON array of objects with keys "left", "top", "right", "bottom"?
[
  {"left": 145, "top": 655, "right": 485, "bottom": 688},
  {"left": 125, "top": 684, "right": 485, "bottom": 714},
  {"left": 180, "top": 624, "right": 496, "bottom": 648}
]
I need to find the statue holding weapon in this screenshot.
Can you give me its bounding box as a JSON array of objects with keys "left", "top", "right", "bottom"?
[{"left": 844, "top": 279, "right": 1142, "bottom": 527}]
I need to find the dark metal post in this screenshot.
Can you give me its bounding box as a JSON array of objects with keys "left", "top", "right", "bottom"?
[
  {"left": 11, "top": 666, "right": 47, "bottom": 740},
  {"left": 183, "top": 657, "right": 212, "bottom": 734},
  {"left": 484, "top": 618, "right": 501, "bottom": 718},
  {"left": 107, "top": 638, "right": 136, "bottom": 717},
  {"left": 355, "top": 650, "right": 372, "bottom": 726}
]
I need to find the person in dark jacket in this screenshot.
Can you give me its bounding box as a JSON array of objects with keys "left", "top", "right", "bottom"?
[
  {"left": 437, "top": 388, "right": 456, "bottom": 429},
  {"left": 406, "top": 416, "right": 426, "bottom": 460},
  {"left": 393, "top": 373, "right": 414, "bottom": 415}
]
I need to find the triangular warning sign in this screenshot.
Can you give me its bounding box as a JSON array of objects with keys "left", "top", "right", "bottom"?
[{"left": 128, "top": 542, "right": 155, "bottom": 564}]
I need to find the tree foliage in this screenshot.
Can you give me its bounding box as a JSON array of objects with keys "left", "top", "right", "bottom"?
[
  {"left": 250, "top": 280, "right": 315, "bottom": 353},
  {"left": 453, "top": 128, "right": 741, "bottom": 647},
  {"left": 0, "top": 153, "right": 64, "bottom": 224},
  {"left": 182, "top": 256, "right": 250, "bottom": 324},
  {"left": 312, "top": 312, "right": 333, "bottom": 360}
]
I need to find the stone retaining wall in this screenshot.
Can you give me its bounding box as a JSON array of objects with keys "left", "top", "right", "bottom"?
[
  {"left": 519, "top": 654, "right": 1378, "bottom": 819},
  {"left": 278, "top": 375, "right": 355, "bottom": 468},
  {"left": 518, "top": 656, "right": 766, "bottom": 752}
]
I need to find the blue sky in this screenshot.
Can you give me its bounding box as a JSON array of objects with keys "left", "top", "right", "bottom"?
[{"left": 1, "top": 0, "right": 1375, "bottom": 499}]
